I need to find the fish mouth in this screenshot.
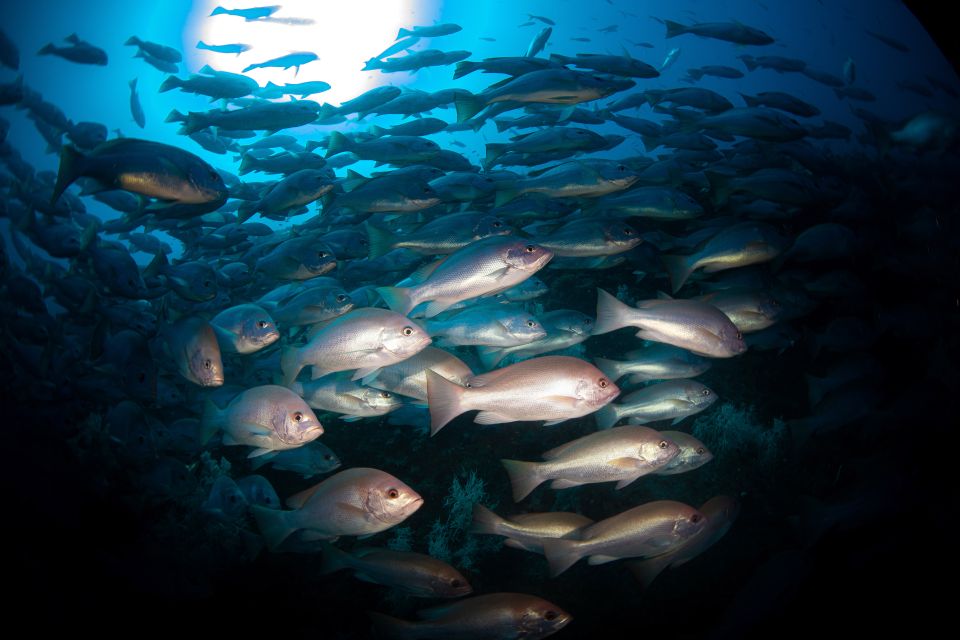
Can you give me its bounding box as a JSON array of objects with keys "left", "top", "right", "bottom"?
[{"left": 202, "top": 375, "right": 225, "bottom": 387}]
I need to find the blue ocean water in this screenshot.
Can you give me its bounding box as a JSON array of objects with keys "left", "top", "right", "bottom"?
[{"left": 1, "top": 1, "right": 956, "bottom": 637}]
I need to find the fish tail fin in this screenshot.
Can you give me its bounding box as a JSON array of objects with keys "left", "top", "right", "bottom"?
[
  {"left": 663, "top": 20, "right": 688, "bottom": 38},
  {"left": 397, "top": 28, "right": 413, "bottom": 39},
  {"left": 425, "top": 370, "right": 468, "bottom": 436},
  {"left": 210, "top": 6, "right": 226, "bottom": 16},
  {"left": 470, "top": 503, "right": 507, "bottom": 535},
  {"left": 661, "top": 254, "right": 694, "bottom": 294},
  {"left": 325, "top": 131, "right": 352, "bottom": 158},
  {"left": 158, "top": 76, "right": 181, "bottom": 93},
  {"left": 375, "top": 286, "right": 414, "bottom": 315},
  {"left": 200, "top": 398, "right": 225, "bottom": 445},
  {"left": 476, "top": 345, "right": 506, "bottom": 369},
  {"left": 364, "top": 221, "right": 396, "bottom": 259},
  {"left": 280, "top": 345, "right": 304, "bottom": 386},
  {"left": 593, "top": 288, "right": 634, "bottom": 335},
  {"left": 541, "top": 538, "right": 582, "bottom": 576},
  {"left": 141, "top": 249, "right": 168, "bottom": 279},
  {"left": 250, "top": 505, "right": 296, "bottom": 551},
  {"left": 740, "top": 55, "right": 758, "bottom": 71},
  {"left": 242, "top": 63, "right": 257, "bottom": 73},
  {"left": 51, "top": 145, "right": 84, "bottom": 205},
  {"left": 593, "top": 357, "right": 624, "bottom": 382},
  {"left": 626, "top": 555, "right": 675, "bottom": 589},
  {"left": 79, "top": 222, "right": 99, "bottom": 252},
  {"left": 319, "top": 541, "right": 352, "bottom": 575},
  {"left": 452, "top": 60, "right": 478, "bottom": 79},
  {"left": 740, "top": 92, "right": 758, "bottom": 107},
  {"left": 687, "top": 69, "right": 703, "bottom": 81},
  {"left": 196, "top": 40, "right": 209, "bottom": 50},
  {"left": 483, "top": 143, "right": 507, "bottom": 169},
  {"left": 594, "top": 403, "right": 620, "bottom": 430},
  {"left": 238, "top": 153, "right": 255, "bottom": 175},
  {"left": 500, "top": 459, "right": 543, "bottom": 502},
  {"left": 237, "top": 200, "right": 258, "bottom": 223},
  {"left": 368, "top": 611, "right": 417, "bottom": 640},
  {"left": 368, "top": 124, "right": 386, "bottom": 137},
  {"left": 640, "top": 133, "right": 660, "bottom": 151},
  {"left": 454, "top": 92, "right": 485, "bottom": 124},
  {"left": 316, "top": 103, "right": 339, "bottom": 120},
  {"left": 38, "top": 43, "right": 55, "bottom": 56},
  {"left": 124, "top": 36, "right": 141, "bottom": 47},
  {"left": 128, "top": 78, "right": 138, "bottom": 92}
]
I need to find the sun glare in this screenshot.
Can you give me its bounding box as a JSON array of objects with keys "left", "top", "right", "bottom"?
[{"left": 186, "top": 0, "right": 428, "bottom": 105}]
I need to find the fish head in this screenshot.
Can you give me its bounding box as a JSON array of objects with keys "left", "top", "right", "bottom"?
[
  {"left": 428, "top": 568, "right": 473, "bottom": 598},
  {"left": 360, "top": 388, "right": 403, "bottom": 412},
  {"left": 186, "top": 161, "right": 229, "bottom": 204},
  {"left": 684, "top": 381, "right": 718, "bottom": 408},
  {"left": 242, "top": 310, "right": 281, "bottom": 350},
  {"left": 188, "top": 326, "right": 225, "bottom": 387},
  {"left": 475, "top": 214, "right": 513, "bottom": 238},
  {"left": 379, "top": 320, "right": 432, "bottom": 358},
  {"left": 364, "top": 474, "right": 423, "bottom": 525},
  {"left": 271, "top": 401, "right": 324, "bottom": 445},
  {"left": 721, "top": 323, "right": 748, "bottom": 356},
  {"left": 640, "top": 433, "right": 681, "bottom": 466},
  {"left": 674, "top": 505, "right": 709, "bottom": 540},
  {"left": 578, "top": 371, "right": 620, "bottom": 408},
  {"left": 503, "top": 313, "right": 548, "bottom": 342},
  {"left": 597, "top": 161, "right": 641, "bottom": 189},
  {"left": 502, "top": 241, "right": 554, "bottom": 272},
  {"left": 323, "top": 288, "right": 356, "bottom": 317},
  {"left": 519, "top": 600, "right": 573, "bottom": 638},
  {"left": 603, "top": 221, "right": 642, "bottom": 250},
  {"left": 757, "top": 295, "right": 783, "bottom": 323},
  {"left": 302, "top": 242, "right": 338, "bottom": 276}
]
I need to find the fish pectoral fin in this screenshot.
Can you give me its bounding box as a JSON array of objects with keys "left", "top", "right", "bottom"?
[
  {"left": 298, "top": 530, "right": 333, "bottom": 542},
  {"left": 247, "top": 448, "right": 277, "bottom": 459},
  {"left": 487, "top": 266, "right": 511, "bottom": 281},
  {"left": 339, "top": 415, "right": 363, "bottom": 422},
  {"left": 474, "top": 411, "right": 515, "bottom": 425},
  {"left": 550, "top": 479, "right": 585, "bottom": 489},
  {"left": 235, "top": 422, "right": 273, "bottom": 437},
  {"left": 541, "top": 418, "right": 568, "bottom": 426},
  {"left": 351, "top": 366, "right": 381, "bottom": 381},
  {"left": 608, "top": 457, "right": 641, "bottom": 469},
  {"left": 334, "top": 502, "right": 369, "bottom": 520},
  {"left": 587, "top": 554, "right": 620, "bottom": 565},
  {"left": 615, "top": 475, "right": 641, "bottom": 489}
]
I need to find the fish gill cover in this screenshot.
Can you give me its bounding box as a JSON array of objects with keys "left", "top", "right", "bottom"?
[{"left": 0, "top": 0, "right": 956, "bottom": 637}]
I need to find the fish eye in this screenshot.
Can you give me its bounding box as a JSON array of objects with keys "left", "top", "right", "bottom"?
[
  {"left": 526, "top": 320, "right": 536, "bottom": 327},
  {"left": 736, "top": 331, "right": 743, "bottom": 340},
  {"left": 379, "top": 391, "right": 391, "bottom": 398},
  {"left": 229, "top": 495, "right": 238, "bottom": 503},
  {"left": 451, "top": 578, "right": 463, "bottom": 587},
  {"left": 598, "top": 378, "right": 608, "bottom": 388},
  {"left": 402, "top": 326, "right": 414, "bottom": 336},
  {"left": 702, "top": 388, "right": 711, "bottom": 396},
  {"left": 293, "top": 412, "right": 303, "bottom": 422},
  {"left": 696, "top": 447, "right": 705, "bottom": 455},
  {"left": 492, "top": 221, "right": 502, "bottom": 227},
  {"left": 691, "top": 513, "right": 702, "bottom": 523},
  {"left": 544, "top": 610, "right": 559, "bottom": 621},
  {"left": 324, "top": 454, "right": 333, "bottom": 460},
  {"left": 658, "top": 440, "right": 669, "bottom": 449},
  {"left": 387, "top": 488, "right": 399, "bottom": 499},
  {"left": 524, "top": 244, "right": 535, "bottom": 252},
  {"left": 203, "top": 280, "right": 212, "bottom": 287},
  {"left": 318, "top": 251, "right": 328, "bottom": 259},
  {"left": 203, "top": 359, "right": 212, "bottom": 369},
  {"left": 336, "top": 294, "right": 347, "bottom": 303},
  {"left": 257, "top": 320, "right": 269, "bottom": 329}
]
